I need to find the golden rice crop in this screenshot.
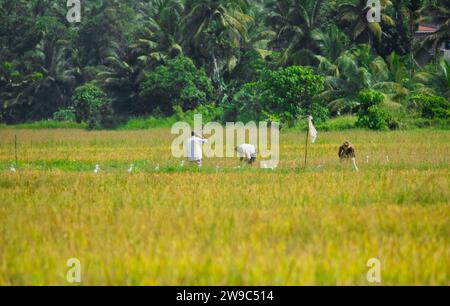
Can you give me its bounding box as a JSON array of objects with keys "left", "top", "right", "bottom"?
[{"left": 0, "top": 129, "right": 448, "bottom": 285}]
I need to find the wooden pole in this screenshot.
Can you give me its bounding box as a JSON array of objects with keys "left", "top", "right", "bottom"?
[
  {"left": 304, "top": 125, "right": 309, "bottom": 169},
  {"left": 14, "top": 135, "right": 18, "bottom": 166}
]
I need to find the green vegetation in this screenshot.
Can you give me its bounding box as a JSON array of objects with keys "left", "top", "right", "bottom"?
[
  {"left": 139, "top": 56, "right": 214, "bottom": 115},
  {"left": 0, "top": 0, "right": 449, "bottom": 130},
  {"left": 72, "top": 82, "right": 115, "bottom": 129}
]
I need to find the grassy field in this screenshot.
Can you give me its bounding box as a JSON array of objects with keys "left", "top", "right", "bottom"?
[{"left": 0, "top": 129, "right": 448, "bottom": 285}]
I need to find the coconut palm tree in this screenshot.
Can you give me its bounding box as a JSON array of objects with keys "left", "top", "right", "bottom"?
[
  {"left": 417, "top": 0, "right": 450, "bottom": 56},
  {"left": 241, "top": 5, "right": 275, "bottom": 59},
  {"left": 266, "top": 0, "right": 327, "bottom": 66},
  {"left": 317, "top": 44, "right": 410, "bottom": 114},
  {"left": 312, "top": 24, "right": 350, "bottom": 63},
  {"left": 129, "top": 0, "right": 185, "bottom": 67},
  {"left": 0, "top": 5, "right": 79, "bottom": 122},
  {"left": 337, "top": 0, "right": 395, "bottom": 46},
  {"left": 415, "top": 57, "right": 450, "bottom": 99},
  {"left": 182, "top": 0, "right": 252, "bottom": 80}
]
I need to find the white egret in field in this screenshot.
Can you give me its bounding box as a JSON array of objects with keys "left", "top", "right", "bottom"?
[
  {"left": 10, "top": 165, "right": 16, "bottom": 173},
  {"left": 94, "top": 164, "right": 100, "bottom": 174},
  {"left": 261, "top": 161, "right": 277, "bottom": 170},
  {"left": 155, "top": 164, "right": 160, "bottom": 171},
  {"left": 128, "top": 164, "right": 134, "bottom": 173},
  {"left": 215, "top": 165, "right": 219, "bottom": 173},
  {"left": 386, "top": 155, "right": 390, "bottom": 163},
  {"left": 179, "top": 160, "right": 185, "bottom": 168},
  {"left": 366, "top": 155, "right": 369, "bottom": 163}
]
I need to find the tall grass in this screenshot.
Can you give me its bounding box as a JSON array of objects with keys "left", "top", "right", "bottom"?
[{"left": 0, "top": 129, "right": 448, "bottom": 285}]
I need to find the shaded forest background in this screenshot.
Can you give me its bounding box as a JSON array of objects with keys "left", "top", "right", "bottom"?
[{"left": 0, "top": 0, "right": 449, "bottom": 129}]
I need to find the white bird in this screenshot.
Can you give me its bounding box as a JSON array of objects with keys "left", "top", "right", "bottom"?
[
  {"left": 366, "top": 155, "right": 369, "bottom": 164},
  {"left": 128, "top": 164, "right": 134, "bottom": 173},
  {"left": 94, "top": 164, "right": 100, "bottom": 174},
  {"left": 261, "top": 161, "right": 277, "bottom": 170},
  {"left": 179, "top": 160, "right": 185, "bottom": 167},
  {"left": 215, "top": 165, "right": 219, "bottom": 173},
  {"left": 386, "top": 155, "right": 390, "bottom": 163},
  {"left": 10, "top": 165, "right": 16, "bottom": 173},
  {"left": 155, "top": 164, "right": 160, "bottom": 171}
]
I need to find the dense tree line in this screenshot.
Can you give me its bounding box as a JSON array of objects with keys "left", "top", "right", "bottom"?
[{"left": 0, "top": 0, "right": 449, "bottom": 129}]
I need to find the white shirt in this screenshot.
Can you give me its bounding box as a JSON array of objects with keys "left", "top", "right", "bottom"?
[
  {"left": 236, "top": 144, "right": 256, "bottom": 159},
  {"left": 186, "top": 136, "right": 207, "bottom": 161}
]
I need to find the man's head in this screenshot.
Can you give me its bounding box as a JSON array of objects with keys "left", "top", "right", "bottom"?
[{"left": 191, "top": 131, "right": 195, "bottom": 137}]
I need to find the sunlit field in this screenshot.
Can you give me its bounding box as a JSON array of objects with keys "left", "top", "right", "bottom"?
[{"left": 0, "top": 129, "right": 448, "bottom": 285}]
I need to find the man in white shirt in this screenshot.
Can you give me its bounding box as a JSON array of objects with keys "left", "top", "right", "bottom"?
[
  {"left": 186, "top": 131, "right": 207, "bottom": 167},
  {"left": 236, "top": 143, "right": 257, "bottom": 166}
]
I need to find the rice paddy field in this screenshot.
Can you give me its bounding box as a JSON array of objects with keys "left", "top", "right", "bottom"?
[{"left": 0, "top": 128, "right": 448, "bottom": 285}]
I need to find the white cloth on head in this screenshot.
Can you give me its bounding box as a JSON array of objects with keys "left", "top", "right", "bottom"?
[
  {"left": 186, "top": 136, "right": 207, "bottom": 161},
  {"left": 236, "top": 144, "right": 256, "bottom": 160}
]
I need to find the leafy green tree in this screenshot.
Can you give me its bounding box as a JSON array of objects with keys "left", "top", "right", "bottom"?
[
  {"left": 233, "top": 66, "right": 326, "bottom": 125},
  {"left": 72, "top": 82, "right": 115, "bottom": 129},
  {"left": 139, "top": 56, "right": 214, "bottom": 115},
  {"left": 356, "top": 89, "right": 393, "bottom": 130}
]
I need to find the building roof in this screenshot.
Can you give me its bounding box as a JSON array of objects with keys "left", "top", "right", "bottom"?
[{"left": 416, "top": 24, "right": 438, "bottom": 33}]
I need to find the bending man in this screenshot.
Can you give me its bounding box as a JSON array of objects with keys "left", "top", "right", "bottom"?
[{"left": 236, "top": 144, "right": 257, "bottom": 166}]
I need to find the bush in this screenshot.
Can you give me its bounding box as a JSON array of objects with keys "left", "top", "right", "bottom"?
[
  {"left": 357, "top": 106, "right": 389, "bottom": 130},
  {"left": 420, "top": 95, "right": 449, "bottom": 119},
  {"left": 357, "top": 89, "right": 384, "bottom": 111},
  {"left": 316, "top": 115, "right": 357, "bottom": 131},
  {"left": 139, "top": 56, "right": 214, "bottom": 115},
  {"left": 231, "top": 82, "right": 262, "bottom": 123},
  {"left": 53, "top": 106, "right": 76, "bottom": 122},
  {"left": 356, "top": 89, "right": 393, "bottom": 130},
  {"left": 72, "top": 83, "right": 115, "bottom": 129}
]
